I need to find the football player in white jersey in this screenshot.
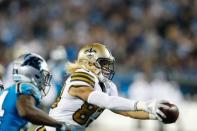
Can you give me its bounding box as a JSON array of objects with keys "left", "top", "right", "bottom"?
[{"left": 42, "top": 43, "right": 169, "bottom": 131}]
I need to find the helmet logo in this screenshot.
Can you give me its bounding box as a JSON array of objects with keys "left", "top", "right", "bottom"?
[
  {"left": 85, "top": 48, "right": 96, "bottom": 58},
  {"left": 22, "top": 55, "right": 43, "bottom": 70}
]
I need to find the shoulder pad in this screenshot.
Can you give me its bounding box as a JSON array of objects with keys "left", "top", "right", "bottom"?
[
  {"left": 16, "top": 83, "right": 42, "bottom": 104},
  {"left": 70, "top": 69, "right": 95, "bottom": 88}
]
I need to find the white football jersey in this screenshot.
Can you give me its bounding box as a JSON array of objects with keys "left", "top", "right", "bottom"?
[{"left": 48, "top": 68, "right": 118, "bottom": 129}]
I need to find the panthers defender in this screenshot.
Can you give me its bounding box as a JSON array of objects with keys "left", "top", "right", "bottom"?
[
  {"left": 46, "top": 43, "right": 169, "bottom": 131},
  {"left": 0, "top": 53, "right": 69, "bottom": 130}
]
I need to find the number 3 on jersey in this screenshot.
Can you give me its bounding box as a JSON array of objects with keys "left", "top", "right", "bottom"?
[{"left": 0, "top": 91, "right": 8, "bottom": 116}]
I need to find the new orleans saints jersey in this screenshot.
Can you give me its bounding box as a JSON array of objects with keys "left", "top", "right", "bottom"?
[{"left": 48, "top": 68, "right": 118, "bottom": 129}]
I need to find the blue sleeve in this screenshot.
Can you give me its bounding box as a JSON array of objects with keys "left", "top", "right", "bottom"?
[{"left": 17, "top": 83, "right": 42, "bottom": 104}]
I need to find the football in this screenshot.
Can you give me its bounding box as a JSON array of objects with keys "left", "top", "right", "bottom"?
[{"left": 159, "top": 103, "right": 179, "bottom": 124}]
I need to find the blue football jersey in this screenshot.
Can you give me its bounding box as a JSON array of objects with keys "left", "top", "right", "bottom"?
[{"left": 0, "top": 82, "right": 41, "bottom": 131}]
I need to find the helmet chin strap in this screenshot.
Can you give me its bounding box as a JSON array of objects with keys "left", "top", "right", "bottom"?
[
  {"left": 30, "top": 77, "right": 36, "bottom": 84},
  {"left": 98, "top": 73, "right": 108, "bottom": 83}
]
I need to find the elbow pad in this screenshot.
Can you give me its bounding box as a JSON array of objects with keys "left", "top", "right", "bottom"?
[{"left": 87, "top": 91, "right": 137, "bottom": 111}]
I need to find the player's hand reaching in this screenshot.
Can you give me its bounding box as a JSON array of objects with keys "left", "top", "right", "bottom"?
[{"left": 135, "top": 100, "right": 170, "bottom": 121}]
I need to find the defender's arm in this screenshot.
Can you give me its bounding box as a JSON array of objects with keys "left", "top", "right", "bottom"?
[{"left": 16, "top": 94, "right": 62, "bottom": 128}]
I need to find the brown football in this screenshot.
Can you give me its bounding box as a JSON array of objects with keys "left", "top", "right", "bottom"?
[{"left": 159, "top": 103, "right": 179, "bottom": 124}]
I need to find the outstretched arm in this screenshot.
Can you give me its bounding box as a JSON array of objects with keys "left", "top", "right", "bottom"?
[
  {"left": 16, "top": 94, "right": 62, "bottom": 128},
  {"left": 69, "top": 86, "right": 168, "bottom": 121},
  {"left": 112, "top": 110, "right": 157, "bottom": 120},
  {"left": 69, "top": 86, "right": 136, "bottom": 111}
]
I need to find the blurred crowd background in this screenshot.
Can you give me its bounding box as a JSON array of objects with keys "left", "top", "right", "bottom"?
[
  {"left": 0, "top": 0, "right": 197, "bottom": 131},
  {"left": 0, "top": 0, "right": 197, "bottom": 98}
]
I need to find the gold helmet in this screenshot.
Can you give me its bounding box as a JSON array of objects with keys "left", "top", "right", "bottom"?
[{"left": 77, "top": 43, "right": 115, "bottom": 80}]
